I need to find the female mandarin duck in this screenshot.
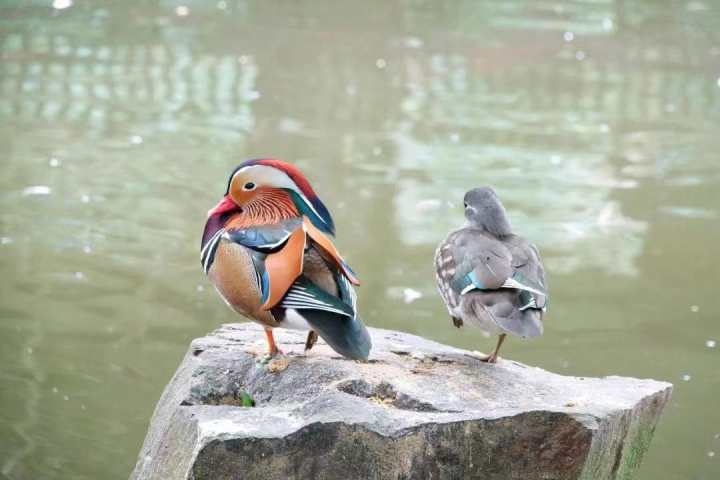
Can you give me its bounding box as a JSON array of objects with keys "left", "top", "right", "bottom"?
[
  {"left": 435, "top": 187, "right": 548, "bottom": 363},
  {"left": 201, "top": 159, "right": 371, "bottom": 360}
]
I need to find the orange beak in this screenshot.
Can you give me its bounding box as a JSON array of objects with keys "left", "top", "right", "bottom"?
[{"left": 207, "top": 195, "right": 239, "bottom": 217}]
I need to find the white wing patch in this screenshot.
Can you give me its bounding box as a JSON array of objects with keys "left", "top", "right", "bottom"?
[
  {"left": 201, "top": 229, "right": 225, "bottom": 274},
  {"left": 280, "top": 285, "right": 353, "bottom": 317}
]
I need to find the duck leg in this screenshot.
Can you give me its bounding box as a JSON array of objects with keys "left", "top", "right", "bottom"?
[
  {"left": 481, "top": 334, "right": 506, "bottom": 363},
  {"left": 264, "top": 328, "right": 283, "bottom": 356},
  {"left": 304, "top": 330, "right": 319, "bottom": 352}
]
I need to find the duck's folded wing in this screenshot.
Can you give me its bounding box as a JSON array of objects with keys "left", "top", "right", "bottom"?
[
  {"left": 279, "top": 275, "right": 370, "bottom": 360},
  {"left": 302, "top": 217, "right": 360, "bottom": 285},
  {"left": 222, "top": 217, "right": 360, "bottom": 312},
  {"left": 443, "top": 230, "right": 548, "bottom": 305},
  {"left": 442, "top": 231, "right": 513, "bottom": 294},
  {"left": 279, "top": 275, "right": 354, "bottom": 317},
  {"left": 505, "top": 239, "right": 548, "bottom": 311}
]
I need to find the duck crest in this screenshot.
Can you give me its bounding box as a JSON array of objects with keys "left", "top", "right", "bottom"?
[{"left": 234, "top": 158, "right": 336, "bottom": 235}]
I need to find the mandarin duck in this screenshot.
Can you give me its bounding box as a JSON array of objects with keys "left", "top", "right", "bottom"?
[
  {"left": 434, "top": 187, "right": 548, "bottom": 363},
  {"left": 201, "top": 159, "right": 371, "bottom": 360}
]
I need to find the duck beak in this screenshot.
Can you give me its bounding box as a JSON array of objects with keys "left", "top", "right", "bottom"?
[{"left": 207, "top": 195, "right": 239, "bottom": 217}]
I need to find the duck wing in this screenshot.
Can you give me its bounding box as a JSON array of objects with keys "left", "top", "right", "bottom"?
[
  {"left": 277, "top": 271, "right": 370, "bottom": 360},
  {"left": 220, "top": 217, "right": 371, "bottom": 360},
  {"left": 435, "top": 229, "right": 513, "bottom": 308},
  {"left": 435, "top": 228, "right": 547, "bottom": 337},
  {"left": 503, "top": 235, "right": 548, "bottom": 311}
]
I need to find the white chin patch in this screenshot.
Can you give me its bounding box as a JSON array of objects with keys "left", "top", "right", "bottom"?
[{"left": 281, "top": 309, "right": 312, "bottom": 331}]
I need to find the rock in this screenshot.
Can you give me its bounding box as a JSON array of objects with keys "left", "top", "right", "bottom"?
[{"left": 130, "top": 324, "right": 672, "bottom": 480}]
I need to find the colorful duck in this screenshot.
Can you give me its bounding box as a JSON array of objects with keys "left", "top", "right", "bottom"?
[
  {"left": 434, "top": 187, "right": 548, "bottom": 363},
  {"left": 201, "top": 159, "right": 371, "bottom": 360}
]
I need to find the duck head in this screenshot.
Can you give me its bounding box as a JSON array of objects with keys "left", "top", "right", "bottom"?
[
  {"left": 203, "top": 159, "right": 335, "bottom": 247},
  {"left": 463, "top": 187, "right": 513, "bottom": 237}
]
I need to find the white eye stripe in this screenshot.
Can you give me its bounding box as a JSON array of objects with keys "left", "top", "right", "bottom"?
[{"left": 233, "top": 164, "right": 331, "bottom": 230}]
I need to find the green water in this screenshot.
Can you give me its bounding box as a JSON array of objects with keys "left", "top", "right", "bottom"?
[{"left": 1, "top": 1, "right": 719, "bottom": 479}]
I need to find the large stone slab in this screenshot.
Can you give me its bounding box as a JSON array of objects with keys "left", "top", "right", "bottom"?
[{"left": 131, "top": 323, "right": 672, "bottom": 480}]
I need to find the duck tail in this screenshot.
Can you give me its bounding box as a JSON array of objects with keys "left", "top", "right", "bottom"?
[{"left": 279, "top": 276, "right": 372, "bottom": 360}]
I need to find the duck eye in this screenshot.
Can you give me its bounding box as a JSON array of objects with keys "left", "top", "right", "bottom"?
[
  {"left": 464, "top": 202, "right": 468, "bottom": 208},
  {"left": 243, "top": 182, "right": 256, "bottom": 191}
]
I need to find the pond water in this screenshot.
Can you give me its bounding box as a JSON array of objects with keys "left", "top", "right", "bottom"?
[{"left": 1, "top": 1, "right": 719, "bottom": 479}]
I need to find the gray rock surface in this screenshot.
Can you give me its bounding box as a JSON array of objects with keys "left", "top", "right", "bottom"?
[{"left": 131, "top": 324, "right": 672, "bottom": 480}]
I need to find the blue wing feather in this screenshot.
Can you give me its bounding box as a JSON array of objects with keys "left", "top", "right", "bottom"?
[{"left": 224, "top": 219, "right": 302, "bottom": 251}]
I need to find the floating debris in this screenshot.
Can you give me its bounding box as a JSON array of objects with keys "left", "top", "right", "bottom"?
[
  {"left": 53, "top": 0, "right": 73, "bottom": 10},
  {"left": 602, "top": 18, "right": 614, "bottom": 31},
  {"left": 1, "top": 237, "right": 12, "bottom": 245},
  {"left": 130, "top": 135, "right": 143, "bottom": 145},
  {"left": 415, "top": 199, "right": 442, "bottom": 213},
  {"left": 49, "top": 157, "right": 61, "bottom": 167},
  {"left": 681, "top": 374, "right": 691, "bottom": 382},
  {"left": 687, "top": 2, "right": 709, "bottom": 12},
  {"left": 575, "top": 51, "right": 586, "bottom": 61},
  {"left": 74, "top": 271, "right": 85, "bottom": 280},
  {"left": 22, "top": 185, "right": 51, "bottom": 196},
  {"left": 82, "top": 245, "right": 92, "bottom": 254},
  {"left": 659, "top": 207, "right": 717, "bottom": 220},
  {"left": 217, "top": 1, "right": 227, "bottom": 10},
  {"left": 376, "top": 58, "right": 387, "bottom": 69},
  {"left": 563, "top": 31, "right": 574, "bottom": 42},
  {"left": 80, "top": 194, "right": 90, "bottom": 203},
  {"left": 402, "top": 288, "right": 422, "bottom": 304},
  {"left": 690, "top": 305, "right": 700, "bottom": 313},
  {"left": 278, "top": 118, "right": 302, "bottom": 133},
  {"left": 706, "top": 340, "right": 717, "bottom": 349},
  {"left": 404, "top": 37, "right": 423, "bottom": 49},
  {"left": 175, "top": 5, "right": 190, "bottom": 17},
  {"left": 449, "top": 132, "right": 460, "bottom": 143}
]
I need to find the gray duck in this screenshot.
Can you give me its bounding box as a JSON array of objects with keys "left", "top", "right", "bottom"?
[{"left": 434, "top": 187, "right": 548, "bottom": 363}]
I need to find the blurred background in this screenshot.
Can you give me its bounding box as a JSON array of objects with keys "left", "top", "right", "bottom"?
[{"left": 1, "top": 0, "right": 719, "bottom": 479}]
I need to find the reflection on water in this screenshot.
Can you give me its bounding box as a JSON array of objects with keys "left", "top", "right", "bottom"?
[{"left": 1, "top": 1, "right": 719, "bottom": 479}]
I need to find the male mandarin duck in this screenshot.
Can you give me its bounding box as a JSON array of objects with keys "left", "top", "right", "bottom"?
[
  {"left": 434, "top": 187, "right": 548, "bottom": 363},
  {"left": 201, "top": 159, "right": 371, "bottom": 360}
]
